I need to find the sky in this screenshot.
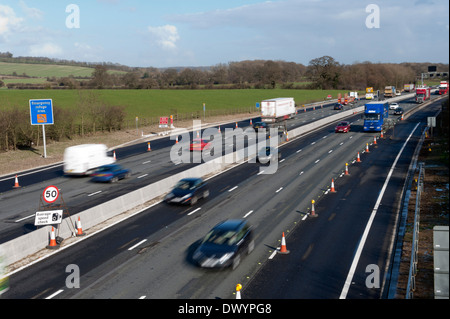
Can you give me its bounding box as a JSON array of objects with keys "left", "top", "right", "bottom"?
[{"left": 0, "top": 0, "right": 448, "bottom": 68}]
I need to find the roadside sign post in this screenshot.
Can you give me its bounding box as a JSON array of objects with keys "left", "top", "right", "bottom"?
[{"left": 29, "top": 99, "right": 54, "bottom": 159}]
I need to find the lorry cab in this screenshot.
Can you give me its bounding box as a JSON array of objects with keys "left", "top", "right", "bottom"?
[{"left": 363, "top": 102, "right": 389, "bottom": 132}]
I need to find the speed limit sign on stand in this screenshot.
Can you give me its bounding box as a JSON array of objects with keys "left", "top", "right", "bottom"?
[{"left": 43, "top": 185, "right": 60, "bottom": 204}]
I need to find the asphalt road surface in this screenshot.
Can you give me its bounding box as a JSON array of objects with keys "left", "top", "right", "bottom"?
[{"left": 3, "top": 95, "right": 443, "bottom": 300}]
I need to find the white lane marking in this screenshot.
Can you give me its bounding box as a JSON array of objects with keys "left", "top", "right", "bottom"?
[
  {"left": 188, "top": 207, "right": 201, "bottom": 216},
  {"left": 315, "top": 159, "right": 320, "bottom": 164},
  {"left": 128, "top": 239, "right": 148, "bottom": 251},
  {"left": 339, "top": 123, "right": 419, "bottom": 299},
  {"left": 142, "top": 161, "right": 151, "bottom": 165},
  {"left": 269, "top": 249, "right": 279, "bottom": 260},
  {"left": 257, "top": 170, "right": 265, "bottom": 175},
  {"left": 228, "top": 186, "right": 238, "bottom": 192},
  {"left": 15, "top": 214, "right": 35, "bottom": 223},
  {"left": 296, "top": 149, "right": 302, "bottom": 153},
  {"left": 88, "top": 191, "right": 102, "bottom": 197},
  {"left": 328, "top": 150, "right": 333, "bottom": 153},
  {"left": 299, "top": 171, "right": 304, "bottom": 176},
  {"left": 243, "top": 210, "right": 254, "bottom": 218},
  {"left": 276, "top": 187, "right": 283, "bottom": 193},
  {"left": 137, "top": 174, "right": 148, "bottom": 179},
  {"left": 45, "top": 289, "right": 64, "bottom": 299}
]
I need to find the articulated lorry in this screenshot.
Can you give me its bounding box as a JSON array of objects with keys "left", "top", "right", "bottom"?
[
  {"left": 415, "top": 87, "right": 431, "bottom": 103},
  {"left": 384, "top": 86, "right": 396, "bottom": 98},
  {"left": 363, "top": 102, "right": 389, "bottom": 132},
  {"left": 261, "top": 98, "right": 296, "bottom": 123}
]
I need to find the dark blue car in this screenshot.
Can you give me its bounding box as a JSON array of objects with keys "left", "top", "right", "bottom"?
[
  {"left": 90, "top": 164, "right": 131, "bottom": 183},
  {"left": 164, "top": 177, "right": 209, "bottom": 205},
  {"left": 192, "top": 219, "right": 254, "bottom": 270}
]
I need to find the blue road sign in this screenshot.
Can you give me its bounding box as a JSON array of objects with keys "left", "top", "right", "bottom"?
[{"left": 30, "top": 99, "right": 54, "bottom": 125}]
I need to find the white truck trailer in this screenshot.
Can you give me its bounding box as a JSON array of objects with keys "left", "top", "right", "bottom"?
[
  {"left": 63, "top": 144, "right": 115, "bottom": 175},
  {"left": 261, "top": 98, "right": 296, "bottom": 123}
]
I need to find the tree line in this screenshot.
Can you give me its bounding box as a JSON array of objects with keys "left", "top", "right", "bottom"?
[{"left": 2, "top": 53, "right": 448, "bottom": 91}]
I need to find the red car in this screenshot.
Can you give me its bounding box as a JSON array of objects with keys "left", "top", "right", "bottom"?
[
  {"left": 190, "top": 138, "right": 211, "bottom": 151},
  {"left": 335, "top": 121, "right": 351, "bottom": 133}
]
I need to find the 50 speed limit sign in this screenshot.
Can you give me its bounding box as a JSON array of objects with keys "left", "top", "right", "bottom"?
[{"left": 43, "top": 185, "right": 60, "bottom": 203}]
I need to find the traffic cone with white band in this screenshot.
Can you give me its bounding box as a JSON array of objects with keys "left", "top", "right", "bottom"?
[
  {"left": 330, "top": 179, "right": 336, "bottom": 193},
  {"left": 13, "top": 175, "right": 20, "bottom": 188},
  {"left": 278, "top": 232, "right": 290, "bottom": 254},
  {"left": 46, "top": 227, "right": 60, "bottom": 249},
  {"left": 76, "top": 217, "right": 85, "bottom": 237}
]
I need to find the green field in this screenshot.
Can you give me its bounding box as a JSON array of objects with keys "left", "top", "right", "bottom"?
[
  {"left": 0, "top": 89, "right": 354, "bottom": 122},
  {"left": 0, "top": 62, "right": 96, "bottom": 78}
]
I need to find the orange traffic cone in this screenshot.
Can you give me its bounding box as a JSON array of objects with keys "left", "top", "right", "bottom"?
[
  {"left": 175, "top": 136, "right": 179, "bottom": 144},
  {"left": 310, "top": 199, "right": 318, "bottom": 217},
  {"left": 278, "top": 232, "right": 290, "bottom": 254},
  {"left": 76, "top": 217, "right": 85, "bottom": 237},
  {"left": 235, "top": 122, "right": 238, "bottom": 129},
  {"left": 345, "top": 163, "right": 349, "bottom": 175},
  {"left": 113, "top": 151, "right": 117, "bottom": 160},
  {"left": 330, "top": 179, "right": 336, "bottom": 193},
  {"left": 147, "top": 142, "right": 151, "bottom": 152},
  {"left": 46, "top": 227, "right": 60, "bottom": 249},
  {"left": 373, "top": 136, "right": 377, "bottom": 145},
  {"left": 366, "top": 143, "right": 370, "bottom": 153},
  {"left": 218, "top": 126, "right": 221, "bottom": 133},
  {"left": 13, "top": 175, "right": 21, "bottom": 188},
  {"left": 380, "top": 131, "right": 384, "bottom": 139},
  {"left": 356, "top": 152, "right": 361, "bottom": 162},
  {"left": 250, "top": 119, "right": 253, "bottom": 126}
]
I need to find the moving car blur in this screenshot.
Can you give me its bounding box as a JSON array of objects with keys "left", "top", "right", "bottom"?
[
  {"left": 90, "top": 164, "right": 131, "bottom": 183},
  {"left": 164, "top": 177, "right": 209, "bottom": 205},
  {"left": 335, "top": 121, "right": 351, "bottom": 133},
  {"left": 190, "top": 139, "right": 211, "bottom": 151},
  {"left": 192, "top": 219, "right": 254, "bottom": 270}
]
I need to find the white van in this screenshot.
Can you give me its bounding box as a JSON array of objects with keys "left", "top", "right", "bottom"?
[{"left": 63, "top": 144, "right": 115, "bottom": 175}]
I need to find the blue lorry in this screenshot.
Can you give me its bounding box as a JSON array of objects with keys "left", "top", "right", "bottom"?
[{"left": 363, "top": 102, "right": 389, "bottom": 132}]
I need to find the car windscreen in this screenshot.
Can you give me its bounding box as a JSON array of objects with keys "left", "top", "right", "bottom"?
[{"left": 202, "top": 229, "right": 238, "bottom": 246}]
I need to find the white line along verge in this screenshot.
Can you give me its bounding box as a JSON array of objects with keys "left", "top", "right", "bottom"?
[
  {"left": 339, "top": 123, "right": 419, "bottom": 299},
  {"left": 128, "top": 239, "right": 148, "bottom": 251},
  {"left": 45, "top": 289, "right": 64, "bottom": 299},
  {"left": 188, "top": 207, "right": 201, "bottom": 216}
]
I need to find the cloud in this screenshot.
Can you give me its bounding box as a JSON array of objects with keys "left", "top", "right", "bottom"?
[
  {"left": 0, "top": 5, "right": 23, "bottom": 37},
  {"left": 19, "top": 0, "right": 44, "bottom": 20},
  {"left": 29, "top": 42, "right": 63, "bottom": 57},
  {"left": 147, "top": 25, "right": 180, "bottom": 50}
]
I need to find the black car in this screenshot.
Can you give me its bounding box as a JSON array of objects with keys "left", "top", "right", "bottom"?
[
  {"left": 164, "top": 177, "right": 209, "bottom": 205},
  {"left": 192, "top": 219, "right": 254, "bottom": 270},
  {"left": 394, "top": 107, "right": 404, "bottom": 115},
  {"left": 334, "top": 103, "right": 343, "bottom": 110},
  {"left": 252, "top": 121, "right": 268, "bottom": 131}
]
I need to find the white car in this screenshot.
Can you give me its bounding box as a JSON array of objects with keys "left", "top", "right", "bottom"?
[{"left": 389, "top": 103, "right": 399, "bottom": 110}]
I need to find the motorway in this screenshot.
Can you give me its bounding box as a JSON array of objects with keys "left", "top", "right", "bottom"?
[
  {"left": 1, "top": 94, "right": 445, "bottom": 300},
  {"left": 0, "top": 99, "right": 353, "bottom": 243}
]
